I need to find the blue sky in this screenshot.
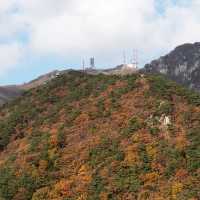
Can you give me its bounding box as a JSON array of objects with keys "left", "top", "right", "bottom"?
[{"left": 0, "top": 0, "right": 200, "bottom": 85}]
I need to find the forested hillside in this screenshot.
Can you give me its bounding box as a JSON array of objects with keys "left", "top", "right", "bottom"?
[{"left": 0, "top": 71, "right": 199, "bottom": 200}]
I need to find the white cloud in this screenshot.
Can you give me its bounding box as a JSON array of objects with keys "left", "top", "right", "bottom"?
[
  {"left": 0, "top": 43, "right": 23, "bottom": 75},
  {"left": 1, "top": 0, "right": 200, "bottom": 76},
  {"left": 24, "top": 0, "right": 200, "bottom": 65},
  {"left": 25, "top": 0, "right": 158, "bottom": 63}
]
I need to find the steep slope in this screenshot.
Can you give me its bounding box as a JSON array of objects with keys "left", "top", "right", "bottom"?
[
  {"left": 144, "top": 42, "right": 200, "bottom": 92},
  {"left": 0, "top": 71, "right": 199, "bottom": 200},
  {"left": 0, "top": 70, "right": 63, "bottom": 105}
]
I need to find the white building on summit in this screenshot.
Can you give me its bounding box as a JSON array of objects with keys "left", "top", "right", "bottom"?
[
  {"left": 122, "top": 50, "right": 138, "bottom": 70},
  {"left": 122, "top": 63, "right": 138, "bottom": 70}
]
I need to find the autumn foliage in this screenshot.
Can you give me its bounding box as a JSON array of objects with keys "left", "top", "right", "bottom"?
[{"left": 0, "top": 71, "right": 199, "bottom": 199}]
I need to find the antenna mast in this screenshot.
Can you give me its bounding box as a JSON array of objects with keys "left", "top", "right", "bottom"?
[
  {"left": 90, "top": 57, "right": 95, "bottom": 69},
  {"left": 123, "top": 51, "right": 127, "bottom": 65},
  {"left": 132, "top": 49, "right": 138, "bottom": 69}
]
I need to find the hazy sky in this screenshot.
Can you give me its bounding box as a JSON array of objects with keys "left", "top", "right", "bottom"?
[{"left": 0, "top": 0, "right": 200, "bottom": 85}]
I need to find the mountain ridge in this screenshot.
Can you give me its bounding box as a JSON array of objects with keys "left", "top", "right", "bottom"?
[
  {"left": 0, "top": 65, "right": 138, "bottom": 105},
  {"left": 2, "top": 41, "right": 200, "bottom": 106},
  {"left": 0, "top": 71, "right": 199, "bottom": 199}
]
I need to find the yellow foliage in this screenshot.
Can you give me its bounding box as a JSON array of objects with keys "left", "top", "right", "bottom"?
[
  {"left": 78, "top": 164, "right": 92, "bottom": 183},
  {"left": 171, "top": 182, "right": 183, "bottom": 199},
  {"left": 79, "top": 164, "right": 89, "bottom": 174},
  {"left": 75, "top": 164, "right": 92, "bottom": 194},
  {"left": 142, "top": 172, "right": 159, "bottom": 185},
  {"left": 131, "top": 133, "right": 140, "bottom": 143},
  {"left": 76, "top": 194, "right": 87, "bottom": 200},
  {"left": 31, "top": 168, "right": 39, "bottom": 178},
  {"left": 48, "top": 148, "right": 58, "bottom": 160},
  {"left": 146, "top": 144, "right": 157, "bottom": 159}
]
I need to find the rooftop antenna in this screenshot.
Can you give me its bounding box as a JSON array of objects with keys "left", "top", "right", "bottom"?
[
  {"left": 123, "top": 51, "right": 127, "bottom": 65},
  {"left": 132, "top": 49, "right": 138, "bottom": 69}
]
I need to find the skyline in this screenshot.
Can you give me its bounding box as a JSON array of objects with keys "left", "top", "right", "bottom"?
[{"left": 0, "top": 0, "right": 200, "bottom": 85}]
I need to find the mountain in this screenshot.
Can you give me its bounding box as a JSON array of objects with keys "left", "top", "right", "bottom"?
[
  {"left": 0, "top": 65, "right": 138, "bottom": 106},
  {"left": 144, "top": 42, "right": 200, "bottom": 92},
  {"left": 0, "top": 71, "right": 199, "bottom": 200},
  {"left": 0, "top": 86, "right": 22, "bottom": 105},
  {"left": 0, "top": 70, "right": 64, "bottom": 105}
]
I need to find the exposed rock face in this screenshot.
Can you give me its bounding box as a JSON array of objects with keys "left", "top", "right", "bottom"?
[{"left": 144, "top": 42, "right": 200, "bottom": 92}]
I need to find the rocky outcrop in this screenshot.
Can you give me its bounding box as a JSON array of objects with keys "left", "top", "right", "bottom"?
[{"left": 143, "top": 42, "right": 200, "bottom": 92}]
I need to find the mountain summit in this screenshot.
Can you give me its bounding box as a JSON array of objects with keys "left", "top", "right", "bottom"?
[
  {"left": 0, "top": 71, "right": 199, "bottom": 199},
  {"left": 144, "top": 42, "right": 200, "bottom": 92},
  {"left": 0, "top": 66, "right": 138, "bottom": 105}
]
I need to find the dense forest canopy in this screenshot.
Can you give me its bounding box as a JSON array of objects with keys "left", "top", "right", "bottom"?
[{"left": 0, "top": 71, "right": 199, "bottom": 200}]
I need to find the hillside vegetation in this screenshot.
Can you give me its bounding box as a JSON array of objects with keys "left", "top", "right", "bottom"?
[{"left": 0, "top": 71, "right": 199, "bottom": 200}]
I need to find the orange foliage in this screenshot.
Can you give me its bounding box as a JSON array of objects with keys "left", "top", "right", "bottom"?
[
  {"left": 124, "top": 145, "right": 138, "bottom": 165},
  {"left": 175, "top": 134, "right": 188, "bottom": 151},
  {"left": 50, "top": 134, "right": 58, "bottom": 146},
  {"left": 74, "top": 113, "right": 90, "bottom": 126},
  {"left": 75, "top": 164, "right": 92, "bottom": 193},
  {"left": 175, "top": 169, "right": 188, "bottom": 180},
  {"left": 54, "top": 179, "right": 73, "bottom": 197}
]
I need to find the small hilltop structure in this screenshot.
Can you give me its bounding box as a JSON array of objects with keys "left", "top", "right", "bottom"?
[
  {"left": 122, "top": 50, "right": 138, "bottom": 70},
  {"left": 81, "top": 50, "right": 139, "bottom": 75}
]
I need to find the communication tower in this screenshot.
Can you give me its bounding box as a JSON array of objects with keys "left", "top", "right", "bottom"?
[
  {"left": 132, "top": 49, "right": 138, "bottom": 69},
  {"left": 90, "top": 57, "right": 95, "bottom": 69},
  {"left": 82, "top": 59, "right": 85, "bottom": 72}
]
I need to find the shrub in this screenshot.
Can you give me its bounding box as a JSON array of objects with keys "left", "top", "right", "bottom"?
[
  {"left": 148, "top": 75, "right": 200, "bottom": 106},
  {"left": 149, "top": 127, "right": 160, "bottom": 136},
  {"left": 96, "top": 98, "right": 105, "bottom": 117},
  {"left": 0, "top": 165, "right": 36, "bottom": 200},
  {"left": 88, "top": 174, "right": 105, "bottom": 200},
  {"left": 57, "top": 128, "right": 66, "bottom": 148},
  {"left": 114, "top": 165, "right": 141, "bottom": 193},
  {"left": 121, "top": 117, "right": 142, "bottom": 137},
  {"left": 186, "top": 128, "right": 200, "bottom": 172},
  {"left": 156, "top": 100, "right": 173, "bottom": 115},
  {"left": 89, "top": 138, "right": 124, "bottom": 168},
  {"left": 138, "top": 144, "right": 151, "bottom": 173}
]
